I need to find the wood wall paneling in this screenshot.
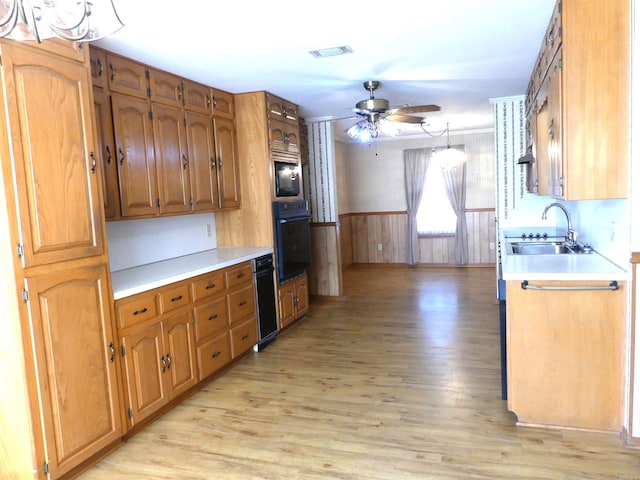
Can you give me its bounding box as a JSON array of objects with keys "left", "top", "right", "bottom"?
[
  {"left": 343, "top": 210, "right": 495, "bottom": 266},
  {"left": 309, "top": 223, "right": 342, "bottom": 297}
]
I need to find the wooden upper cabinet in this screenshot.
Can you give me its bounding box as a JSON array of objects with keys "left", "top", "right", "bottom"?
[
  {"left": 0, "top": 42, "right": 105, "bottom": 267},
  {"left": 266, "top": 93, "right": 298, "bottom": 124},
  {"left": 25, "top": 264, "right": 124, "bottom": 479},
  {"left": 211, "top": 88, "right": 234, "bottom": 119},
  {"left": 149, "top": 69, "right": 183, "bottom": 108},
  {"left": 25, "top": 37, "right": 88, "bottom": 62},
  {"left": 111, "top": 93, "right": 158, "bottom": 217},
  {"left": 89, "top": 47, "right": 108, "bottom": 89},
  {"left": 213, "top": 117, "right": 241, "bottom": 209},
  {"left": 151, "top": 103, "right": 191, "bottom": 214},
  {"left": 547, "top": 52, "right": 563, "bottom": 199},
  {"left": 186, "top": 112, "right": 219, "bottom": 211},
  {"left": 183, "top": 79, "right": 212, "bottom": 115},
  {"left": 93, "top": 87, "right": 121, "bottom": 220},
  {"left": 269, "top": 118, "right": 300, "bottom": 161},
  {"left": 107, "top": 54, "right": 149, "bottom": 99}
]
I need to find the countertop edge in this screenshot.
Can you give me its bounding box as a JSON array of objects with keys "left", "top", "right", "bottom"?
[{"left": 111, "top": 247, "right": 273, "bottom": 300}]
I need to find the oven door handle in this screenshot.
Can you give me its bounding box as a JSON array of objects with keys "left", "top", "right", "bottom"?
[{"left": 279, "top": 216, "right": 311, "bottom": 224}]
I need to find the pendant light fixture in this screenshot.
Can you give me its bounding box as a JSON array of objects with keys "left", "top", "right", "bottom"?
[
  {"left": 435, "top": 122, "right": 467, "bottom": 168},
  {"left": 0, "top": 0, "right": 125, "bottom": 43}
]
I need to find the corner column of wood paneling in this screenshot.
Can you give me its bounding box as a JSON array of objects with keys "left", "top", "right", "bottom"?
[{"left": 628, "top": 253, "right": 640, "bottom": 444}]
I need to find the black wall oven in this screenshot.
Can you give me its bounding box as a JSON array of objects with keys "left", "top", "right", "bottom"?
[{"left": 273, "top": 200, "right": 311, "bottom": 283}]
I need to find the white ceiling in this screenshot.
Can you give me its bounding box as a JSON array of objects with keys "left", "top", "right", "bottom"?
[{"left": 97, "top": 0, "right": 556, "bottom": 140}]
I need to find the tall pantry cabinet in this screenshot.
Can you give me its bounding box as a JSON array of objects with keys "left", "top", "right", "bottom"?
[{"left": 0, "top": 39, "right": 124, "bottom": 479}]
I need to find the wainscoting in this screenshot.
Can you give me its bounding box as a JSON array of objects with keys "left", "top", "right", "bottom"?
[{"left": 340, "top": 209, "right": 496, "bottom": 267}]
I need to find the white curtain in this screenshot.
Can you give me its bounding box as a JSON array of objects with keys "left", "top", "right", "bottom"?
[
  {"left": 403, "top": 148, "right": 432, "bottom": 266},
  {"left": 442, "top": 163, "right": 469, "bottom": 265}
]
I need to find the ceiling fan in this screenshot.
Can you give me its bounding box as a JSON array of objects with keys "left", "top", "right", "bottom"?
[{"left": 347, "top": 80, "right": 441, "bottom": 141}]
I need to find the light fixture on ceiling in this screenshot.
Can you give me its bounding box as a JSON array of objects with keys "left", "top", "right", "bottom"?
[
  {"left": 309, "top": 45, "right": 353, "bottom": 58},
  {"left": 435, "top": 122, "right": 467, "bottom": 168},
  {"left": 0, "top": 0, "right": 125, "bottom": 43},
  {"left": 346, "top": 114, "right": 401, "bottom": 143}
]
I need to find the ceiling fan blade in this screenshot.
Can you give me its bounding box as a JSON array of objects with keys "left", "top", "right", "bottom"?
[
  {"left": 385, "top": 114, "right": 424, "bottom": 124},
  {"left": 392, "top": 104, "right": 441, "bottom": 114}
]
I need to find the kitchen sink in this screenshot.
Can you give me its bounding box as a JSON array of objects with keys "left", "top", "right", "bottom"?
[{"left": 509, "top": 241, "right": 590, "bottom": 255}]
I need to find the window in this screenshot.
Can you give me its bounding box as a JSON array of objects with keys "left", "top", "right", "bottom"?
[{"left": 416, "top": 161, "right": 456, "bottom": 235}]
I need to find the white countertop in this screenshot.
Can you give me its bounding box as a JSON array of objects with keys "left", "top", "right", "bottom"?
[
  {"left": 500, "top": 231, "right": 627, "bottom": 281},
  {"left": 111, "top": 247, "right": 272, "bottom": 300}
]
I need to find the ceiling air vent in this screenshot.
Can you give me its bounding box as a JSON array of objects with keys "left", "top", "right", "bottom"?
[{"left": 309, "top": 45, "right": 353, "bottom": 58}]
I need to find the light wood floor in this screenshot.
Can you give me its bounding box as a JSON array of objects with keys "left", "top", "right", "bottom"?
[{"left": 79, "top": 266, "right": 639, "bottom": 480}]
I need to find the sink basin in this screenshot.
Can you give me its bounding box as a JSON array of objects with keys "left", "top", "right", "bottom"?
[{"left": 509, "top": 241, "right": 589, "bottom": 255}]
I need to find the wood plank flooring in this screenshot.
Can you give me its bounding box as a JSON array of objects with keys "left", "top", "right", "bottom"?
[{"left": 78, "top": 266, "right": 640, "bottom": 480}]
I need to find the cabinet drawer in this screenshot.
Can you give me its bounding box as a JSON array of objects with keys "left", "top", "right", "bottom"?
[
  {"left": 227, "top": 284, "right": 256, "bottom": 324},
  {"left": 159, "top": 284, "right": 191, "bottom": 314},
  {"left": 116, "top": 294, "right": 157, "bottom": 330},
  {"left": 191, "top": 272, "right": 225, "bottom": 302},
  {"left": 194, "top": 297, "right": 228, "bottom": 341},
  {"left": 197, "top": 332, "right": 230, "bottom": 380},
  {"left": 229, "top": 318, "right": 257, "bottom": 358},
  {"left": 226, "top": 262, "right": 253, "bottom": 290}
]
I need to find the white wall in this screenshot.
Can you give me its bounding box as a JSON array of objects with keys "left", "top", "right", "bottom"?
[
  {"left": 107, "top": 212, "right": 217, "bottom": 271},
  {"left": 339, "top": 130, "right": 495, "bottom": 213}
]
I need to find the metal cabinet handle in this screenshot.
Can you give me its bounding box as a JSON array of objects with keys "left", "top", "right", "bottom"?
[
  {"left": 108, "top": 342, "right": 115, "bottom": 363},
  {"left": 109, "top": 63, "right": 115, "bottom": 81},
  {"left": 548, "top": 118, "right": 554, "bottom": 139},
  {"left": 205, "top": 283, "right": 216, "bottom": 290},
  {"left": 160, "top": 354, "right": 166, "bottom": 372},
  {"left": 118, "top": 147, "right": 125, "bottom": 165},
  {"left": 210, "top": 157, "right": 216, "bottom": 169},
  {"left": 208, "top": 313, "right": 219, "bottom": 321},
  {"left": 211, "top": 351, "right": 221, "bottom": 359},
  {"left": 182, "top": 154, "right": 188, "bottom": 170},
  {"left": 166, "top": 353, "right": 172, "bottom": 369},
  {"left": 171, "top": 295, "right": 183, "bottom": 302},
  {"left": 520, "top": 280, "right": 619, "bottom": 291},
  {"left": 90, "top": 151, "right": 97, "bottom": 173},
  {"left": 241, "top": 333, "right": 249, "bottom": 341},
  {"left": 239, "top": 300, "right": 247, "bottom": 307},
  {"left": 97, "top": 57, "right": 104, "bottom": 77},
  {"left": 206, "top": 94, "right": 212, "bottom": 107},
  {"left": 237, "top": 273, "right": 245, "bottom": 279},
  {"left": 133, "top": 307, "right": 148, "bottom": 316},
  {"left": 105, "top": 145, "right": 112, "bottom": 165}
]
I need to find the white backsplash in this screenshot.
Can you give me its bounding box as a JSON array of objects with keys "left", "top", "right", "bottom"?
[
  {"left": 502, "top": 196, "right": 629, "bottom": 270},
  {"left": 107, "top": 213, "right": 218, "bottom": 272}
]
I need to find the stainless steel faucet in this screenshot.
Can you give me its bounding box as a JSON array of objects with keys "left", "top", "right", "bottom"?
[{"left": 542, "top": 202, "right": 578, "bottom": 246}]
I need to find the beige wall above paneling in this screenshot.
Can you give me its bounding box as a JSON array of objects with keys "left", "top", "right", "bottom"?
[{"left": 337, "top": 131, "right": 495, "bottom": 214}]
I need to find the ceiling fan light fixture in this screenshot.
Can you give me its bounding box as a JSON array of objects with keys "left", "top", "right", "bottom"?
[
  {"left": 346, "top": 122, "right": 373, "bottom": 143},
  {"left": 309, "top": 45, "right": 353, "bottom": 58}
]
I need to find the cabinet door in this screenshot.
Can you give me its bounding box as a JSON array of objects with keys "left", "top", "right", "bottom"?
[
  {"left": 547, "top": 52, "right": 563, "bottom": 199},
  {"left": 186, "top": 112, "right": 219, "bottom": 211},
  {"left": 507, "top": 280, "right": 625, "bottom": 431},
  {"left": 152, "top": 103, "right": 191, "bottom": 214},
  {"left": 107, "top": 54, "right": 148, "bottom": 99},
  {"left": 213, "top": 117, "right": 241, "bottom": 209},
  {"left": 93, "top": 87, "right": 121, "bottom": 219},
  {"left": 211, "top": 88, "right": 233, "bottom": 119},
  {"left": 278, "top": 283, "right": 296, "bottom": 328},
  {"left": 295, "top": 276, "right": 309, "bottom": 316},
  {"left": 1, "top": 43, "right": 105, "bottom": 267},
  {"left": 149, "top": 69, "right": 183, "bottom": 108},
  {"left": 266, "top": 94, "right": 298, "bottom": 124},
  {"left": 25, "top": 264, "right": 123, "bottom": 479},
  {"left": 534, "top": 97, "right": 550, "bottom": 197},
  {"left": 269, "top": 118, "right": 300, "bottom": 160},
  {"left": 121, "top": 322, "right": 168, "bottom": 427},
  {"left": 184, "top": 80, "right": 212, "bottom": 115},
  {"left": 89, "top": 47, "right": 108, "bottom": 89},
  {"left": 111, "top": 93, "right": 158, "bottom": 217},
  {"left": 163, "top": 311, "right": 198, "bottom": 398}
]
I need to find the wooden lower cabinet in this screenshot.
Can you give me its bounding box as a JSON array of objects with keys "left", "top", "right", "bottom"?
[
  {"left": 116, "top": 260, "right": 259, "bottom": 427},
  {"left": 25, "top": 263, "right": 124, "bottom": 479},
  {"left": 277, "top": 273, "right": 309, "bottom": 329},
  {"left": 121, "top": 310, "right": 197, "bottom": 427},
  {"left": 506, "top": 279, "right": 626, "bottom": 432}
]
